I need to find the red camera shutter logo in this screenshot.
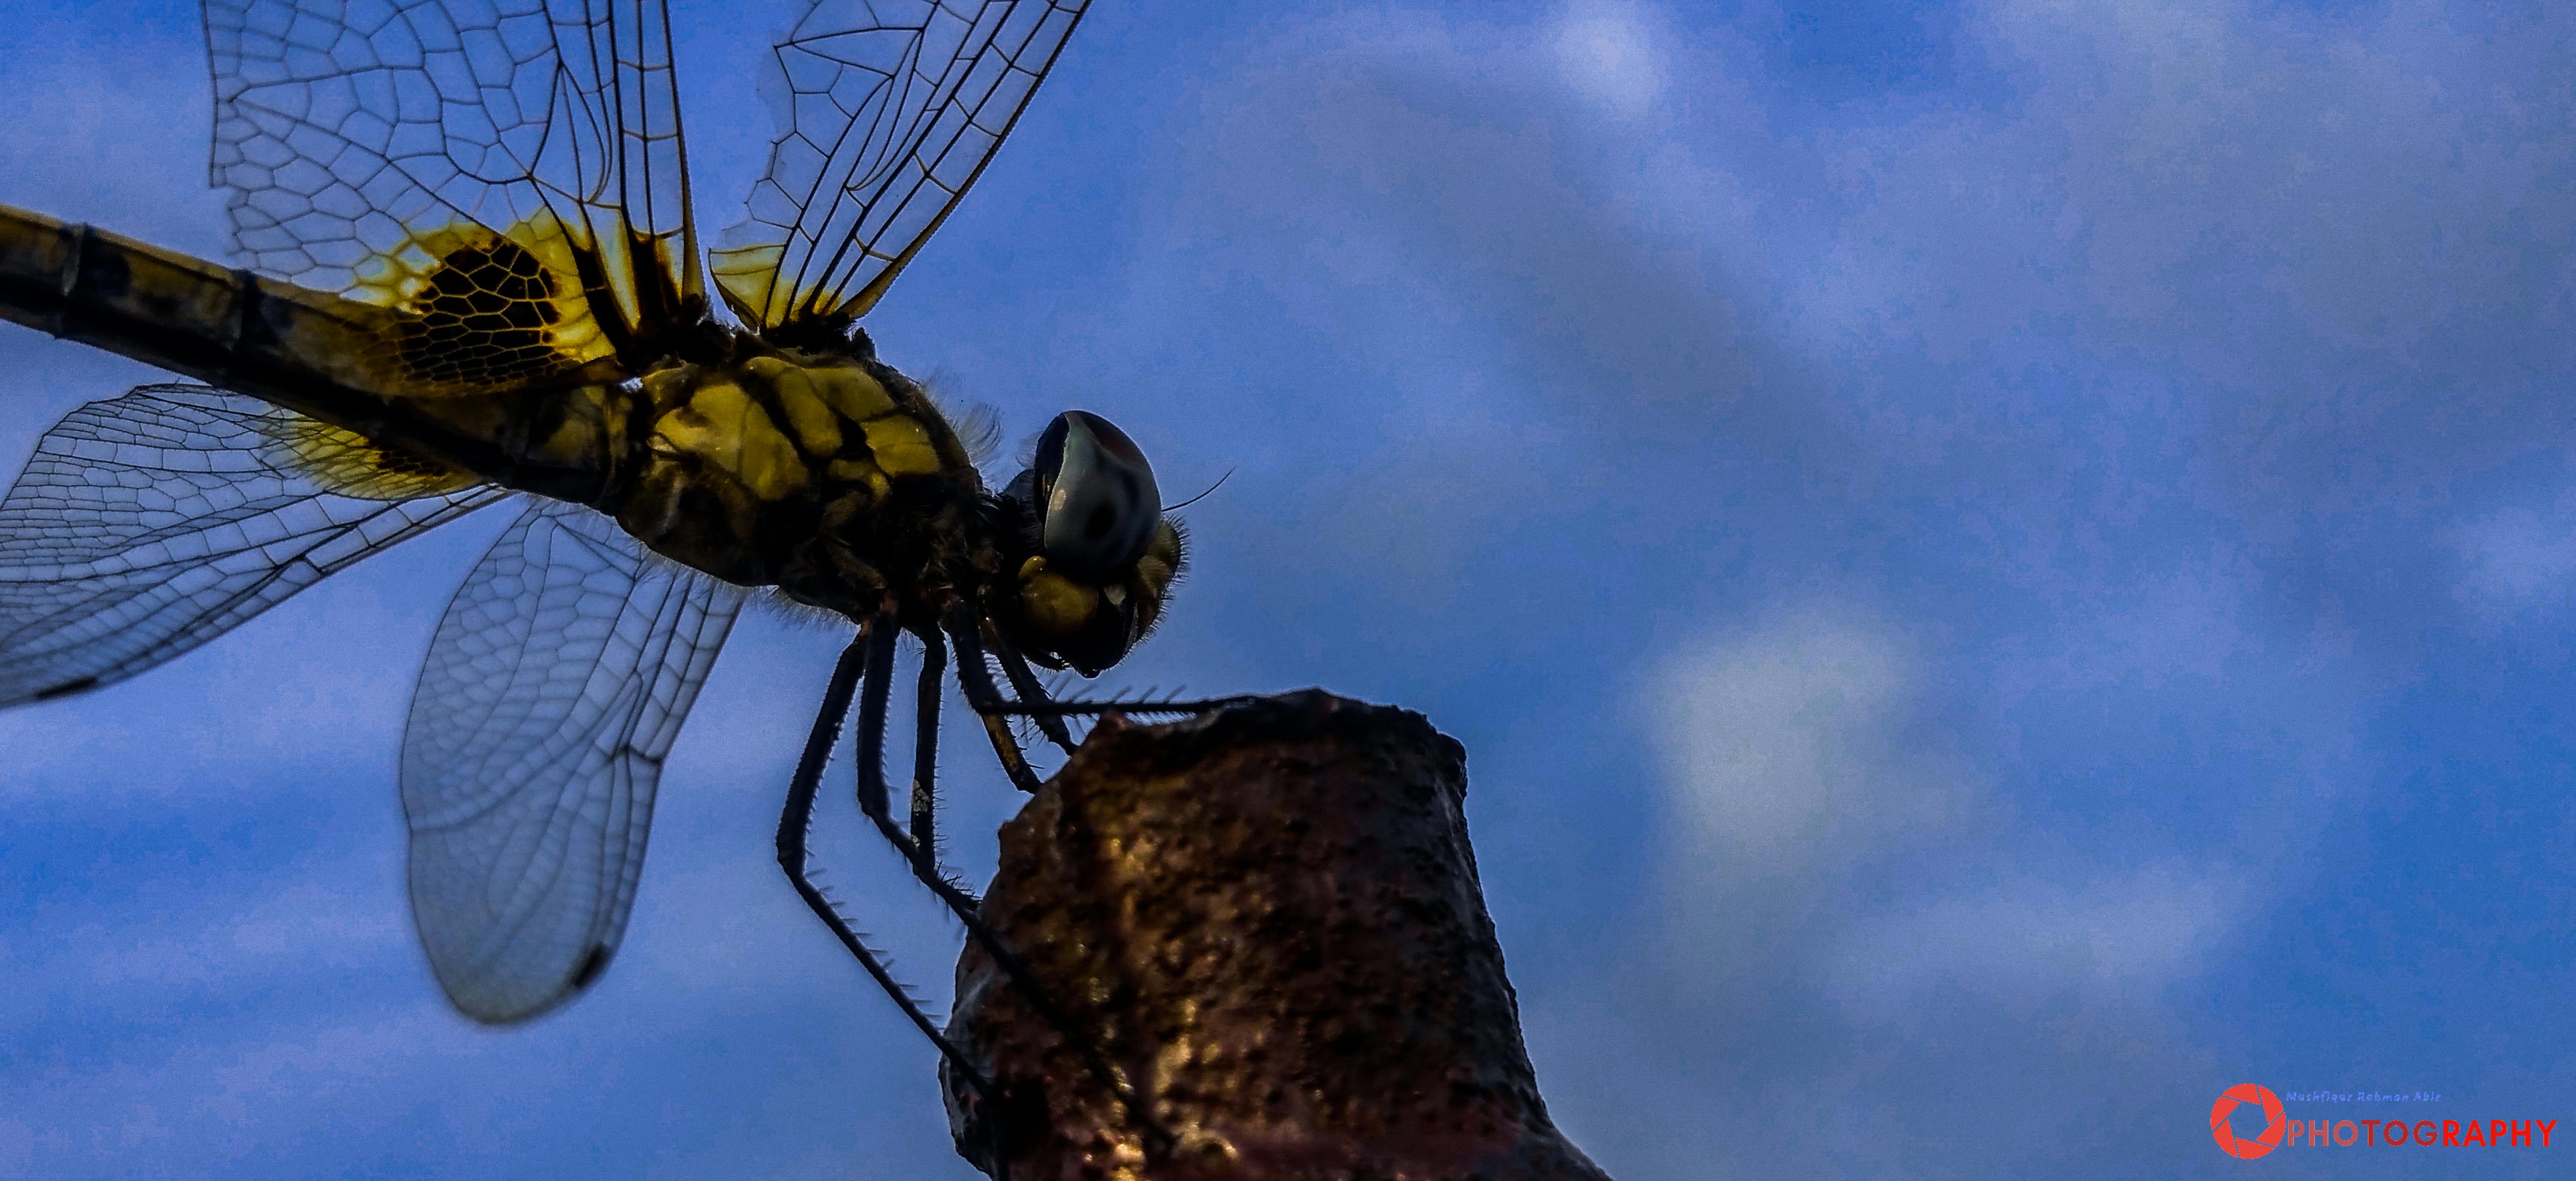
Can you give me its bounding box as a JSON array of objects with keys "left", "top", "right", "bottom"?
[{"left": 2210, "top": 1084, "right": 2287, "bottom": 1159}]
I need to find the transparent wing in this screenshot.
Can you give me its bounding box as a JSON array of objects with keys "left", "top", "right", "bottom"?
[
  {"left": 712, "top": 0, "right": 1090, "bottom": 328},
  {"left": 206, "top": 0, "right": 701, "bottom": 380},
  {"left": 402, "top": 498, "right": 743, "bottom": 1023},
  {"left": 0, "top": 384, "right": 501, "bottom": 708}
]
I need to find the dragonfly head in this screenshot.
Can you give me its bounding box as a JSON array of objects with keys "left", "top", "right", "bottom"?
[{"left": 996, "top": 411, "right": 1186, "bottom": 676}]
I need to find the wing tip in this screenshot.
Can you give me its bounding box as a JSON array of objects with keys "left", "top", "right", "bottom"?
[
  {"left": 32, "top": 675, "right": 101, "bottom": 702},
  {"left": 567, "top": 942, "right": 615, "bottom": 993},
  {"left": 449, "top": 942, "right": 618, "bottom": 1026}
]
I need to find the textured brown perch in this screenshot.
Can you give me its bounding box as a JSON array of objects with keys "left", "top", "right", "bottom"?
[{"left": 941, "top": 690, "right": 1613, "bottom": 1181}]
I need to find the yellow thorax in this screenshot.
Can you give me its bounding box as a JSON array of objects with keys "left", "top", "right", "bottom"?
[{"left": 644, "top": 356, "right": 947, "bottom": 505}]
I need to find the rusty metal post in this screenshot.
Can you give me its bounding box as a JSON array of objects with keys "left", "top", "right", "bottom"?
[{"left": 943, "top": 690, "right": 1613, "bottom": 1181}]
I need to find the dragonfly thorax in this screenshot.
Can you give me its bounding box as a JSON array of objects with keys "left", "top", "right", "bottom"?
[
  {"left": 603, "top": 338, "right": 991, "bottom": 611},
  {"left": 593, "top": 340, "right": 1184, "bottom": 679}
]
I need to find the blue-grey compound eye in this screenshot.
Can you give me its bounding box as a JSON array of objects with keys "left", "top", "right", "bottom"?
[{"left": 1035, "top": 410, "right": 1161, "bottom": 580}]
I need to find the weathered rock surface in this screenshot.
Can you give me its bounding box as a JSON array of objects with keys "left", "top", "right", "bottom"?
[{"left": 944, "top": 690, "right": 1612, "bottom": 1181}]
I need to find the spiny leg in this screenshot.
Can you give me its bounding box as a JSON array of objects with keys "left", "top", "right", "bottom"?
[
  {"left": 945, "top": 603, "right": 1045, "bottom": 794},
  {"left": 956, "top": 603, "right": 1249, "bottom": 726},
  {"left": 982, "top": 615, "right": 1077, "bottom": 754},
  {"left": 909, "top": 629, "right": 949, "bottom": 875},
  {"left": 774, "top": 624, "right": 999, "bottom": 1106},
  {"left": 985, "top": 694, "right": 1256, "bottom": 719},
  {"left": 855, "top": 618, "right": 995, "bottom": 923},
  {"left": 882, "top": 608, "right": 1175, "bottom": 1154}
]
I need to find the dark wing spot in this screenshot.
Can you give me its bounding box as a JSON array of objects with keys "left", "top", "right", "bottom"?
[
  {"left": 566, "top": 943, "right": 614, "bottom": 992},
  {"left": 34, "top": 676, "right": 101, "bottom": 701},
  {"left": 394, "top": 237, "right": 575, "bottom": 390}
]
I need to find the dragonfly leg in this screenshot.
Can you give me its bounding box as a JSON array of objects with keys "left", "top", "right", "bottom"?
[
  {"left": 849, "top": 622, "right": 967, "bottom": 900},
  {"left": 981, "top": 616, "right": 1078, "bottom": 754},
  {"left": 774, "top": 623, "right": 998, "bottom": 1106},
  {"left": 908, "top": 629, "right": 948, "bottom": 877},
  {"left": 985, "top": 691, "right": 1259, "bottom": 720},
  {"left": 904, "top": 606, "right": 1179, "bottom": 1155},
  {"left": 944, "top": 603, "right": 1046, "bottom": 794}
]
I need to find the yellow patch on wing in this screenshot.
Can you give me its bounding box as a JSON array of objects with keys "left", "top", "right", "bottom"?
[
  {"left": 707, "top": 243, "right": 847, "bottom": 330},
  {"left": 348, "top": 212, "right": 612, "bottom": 397},
  {"left": 262, "top": 415, "right": 480, "bottom": 501},
  {"left": 707, "top": 242, "right": 788, "bottom": 326}
]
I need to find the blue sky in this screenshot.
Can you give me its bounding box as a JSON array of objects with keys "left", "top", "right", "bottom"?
[{"left": 4, "top": 0, "right": 2575, "bottom": 1177}]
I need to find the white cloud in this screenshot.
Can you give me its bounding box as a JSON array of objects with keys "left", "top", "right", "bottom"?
[
  {"left": 1828, "top": 862, "right": 2247, "bottom": 1024},
  {"left": 1647, "top": 601, "right": 1967, "bottom": 882},
  {"left": 1643, "top": 597, "right": 2249, "bottom": 1019},
  {"left": 1551, "top": 0, "right": 1670, "bottom": 117}
]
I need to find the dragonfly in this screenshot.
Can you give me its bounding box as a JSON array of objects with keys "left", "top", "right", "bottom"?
[{"left": 0, "top": 0, "right": 1221, "bottom": 1132}]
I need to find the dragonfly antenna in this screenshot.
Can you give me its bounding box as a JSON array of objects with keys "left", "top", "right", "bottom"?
[{"left": 1162, "top": 467, "right": 1234, "bottom": 512}]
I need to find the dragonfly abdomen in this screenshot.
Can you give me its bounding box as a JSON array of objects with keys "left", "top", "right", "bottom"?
[{"left": 0, "top": 203, "right": 622, "bottom": 505}]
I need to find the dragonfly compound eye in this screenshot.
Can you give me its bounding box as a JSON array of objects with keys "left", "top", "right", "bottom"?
[{"left": 1035, "top": 410, "right": 1161, "bottom": 581}]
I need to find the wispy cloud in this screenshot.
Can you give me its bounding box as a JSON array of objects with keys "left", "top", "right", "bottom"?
[
  {"left": 1550, "top": 0, "right": 1671, "bottom": 118},
  {"left": 2455, "top": 487, "right": 2576, "bottom": 616},
  {"left": 1647, "top": 600, "right": 1965, "bottom": 884},
  {"left": 1828, "top": 861, "right": 2247, "bottom": 1024}
]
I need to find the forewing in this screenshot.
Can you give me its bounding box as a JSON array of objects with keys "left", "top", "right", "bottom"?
[
  {"left": 206, "top": 0, "right": 701, "bottom": 379},
  {"left": 402, "top": 499, "right": 743, "bottom": 1023},
  {"left": 712, "top": 0, "right": 1090, "bottom": 327},
  {"left": 0, "top": 384, "right": 501, "bottom": 708}
]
